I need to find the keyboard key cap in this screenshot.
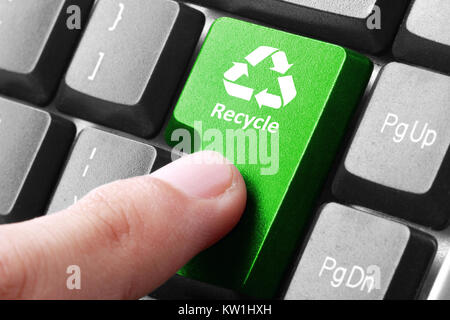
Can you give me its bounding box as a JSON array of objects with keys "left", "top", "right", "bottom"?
[
  {"left": 284, "top": 203, "right": 436, "bottom": 300},
  {"left": 165, "top": 18, "right": 373, "bottom": 298},
  {"left": 428, "top": 251, "right": 450, "bottom": 300},
  {"left": 0, "top": 97, "right": 75, "bottom": 223},
  {"left": 0, "top": 0, "right": 93, "bottom": 105},
  {"left": 47, "top": 128, "right": 157, "bottom": 214},
  {"left": 333, "top": 62, "right": 450, "bottom": 229},
  {"left": 58, "top": 0, "right": 204, "bottom": 138},
  {"left": 187, "top": 0, "right": 409, "bottom": 53},
  {"left": 393, "top": 0, "right": 450, "bottom": 75}
]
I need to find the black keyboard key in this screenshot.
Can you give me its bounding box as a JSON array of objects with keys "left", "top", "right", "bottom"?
[
  {"left": 285, "top": 203, "right": 436, "bottom": 300},
  {"left": 0, "top": 0, "right": 93, "bottom": 105},
  {"left": 47, "top": 128, "right": 157, "bottom": 214},
  {"left": 0, "top": 97, "right": 75, "bottom": 223},
  {"left": 333, "top": 63, "right": 450, "bottom": 229},
  {"left": 187, "top": 0, "right": 409, "bottom": 53},
  {"left": 393, "top": 0, "right": 450, "bottom": 74},
  {"left": 58, "top": 0, "right": 204, "bottom": 138}
]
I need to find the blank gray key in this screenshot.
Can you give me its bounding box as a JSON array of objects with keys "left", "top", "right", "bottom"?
[
  {"left": 285, "top": 203, "right": 435, "bottom": 300},
  {"left": 47, "top": 128, "right": 157, "bottom": 214},
  {"left": 0, "top": 97, "right": 75, "bottom": 223},
  {"left": 58, "top": 0, "right": 204, "bottom": 138},
  {"left": 0, "top": 0, "right": 93, "bottom": 105},
  {"left": 187, "top": 0, "right": 408, "bottom": 53},
  {"left": 394, "top": 0, "right": 450, "bottom": 75},
  {"left": 333, "top": 63, "right": 450, "bottom": 228}
]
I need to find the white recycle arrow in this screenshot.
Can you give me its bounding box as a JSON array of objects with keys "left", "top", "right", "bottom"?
[
  {"left": 245, "top": 46, "right": 278, "bottom": 66},
  {"left": 223, "top": 46, "right": 297, "bottom": 109},
  {"left": 223, "top": 80, "right": 253, "bottom": 101},
  {"left": 278, "top": 76, "right": 296, "bottom": 106},
  {"left": 271, "top": 51, "right": 293, "bottom": 75},
  {"left": 255, "top": 89, "right": 282, "bottom": 109},
  {"left": 224, "top": 62, "right": 248, "bottom": 82}
]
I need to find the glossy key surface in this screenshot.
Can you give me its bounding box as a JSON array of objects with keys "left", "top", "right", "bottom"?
[{"left": 165, "top": 18, "right": 372, "bottom": 298}]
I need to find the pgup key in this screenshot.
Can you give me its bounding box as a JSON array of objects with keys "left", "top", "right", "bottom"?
[
  {"left": 58, "top": 0, "right": 204, "bottom": 138},
  {"left": 333, "top": 63, "right": 450, "bottom": 229}
]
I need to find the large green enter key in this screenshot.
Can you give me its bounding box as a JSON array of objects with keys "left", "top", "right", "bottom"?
[{"left": 165, "top": 18, "right": 372, "bottom": 298}]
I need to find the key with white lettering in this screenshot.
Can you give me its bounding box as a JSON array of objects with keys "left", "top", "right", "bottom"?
[
  {"left": 47, "top": 128, "right": 157, "bottom": 214},
  {"left": 0, "top": 0, "right": 93, "bottom": 105},
  {"left": 285, "top": 203, "right": 435, "bottom": 300},
  {"left": 58, "top": 0, "right": 204, "bottom": 138},
  {"left": 333, "top": 63, "right": 450, "bottom": 229}
]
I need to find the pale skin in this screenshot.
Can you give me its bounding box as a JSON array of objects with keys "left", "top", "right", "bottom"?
[{"left": 0, "top": 151, "right": 247, "bottom": 299}]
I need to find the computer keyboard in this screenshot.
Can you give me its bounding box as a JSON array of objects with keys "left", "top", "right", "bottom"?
[{"left": 0, "top": 0, "right": 449, "bottom": 300}]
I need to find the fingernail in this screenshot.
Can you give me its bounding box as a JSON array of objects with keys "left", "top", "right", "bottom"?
[{"left": 151, "top": 151, "right": 235, "bottom": 198}]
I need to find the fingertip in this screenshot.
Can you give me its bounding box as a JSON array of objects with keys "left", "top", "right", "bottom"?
[{"left": 0, "top": 151, "right": 248, "bottom": 299}]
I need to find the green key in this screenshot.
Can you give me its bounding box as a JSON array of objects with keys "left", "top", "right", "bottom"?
[{"left": 165, "top": 17, "right": 372, "bottom": 298}]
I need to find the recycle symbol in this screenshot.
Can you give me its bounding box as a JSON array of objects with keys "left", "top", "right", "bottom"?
[{"left": 223, "top": 46, "right": 297, "bottom": 109}]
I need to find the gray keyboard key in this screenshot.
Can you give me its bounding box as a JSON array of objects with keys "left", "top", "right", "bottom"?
[
  {"left": 59, "top": 0, "right": 204, "bottom": 138},
  {"left": 0, "top": 97, "right": 75, "bottom": 223},
  {"left": 0, "top": 0, "right": 93, "bottom": 105},
  {"left": 188, "top": 0, "right": 409, "bottom": 53},
  {"left": 394, "top": 0, "right": 450, "bottom": 74},
  {"left": 47, "top": 128, "right": 157, "bottom": 214},
  {"left": 285, "top": 203, "right": 435, "bottom": 300},
  {"left": 333, "top": 62, "right": 450, "bottom": 228}
]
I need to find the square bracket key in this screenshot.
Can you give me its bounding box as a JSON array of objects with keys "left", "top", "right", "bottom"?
[{"left": 59, "top": 0, "right": 204, "bottom": 137}]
